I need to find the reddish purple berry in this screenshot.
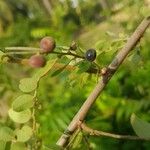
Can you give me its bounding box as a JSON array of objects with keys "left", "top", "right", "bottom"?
[
  {"left": 29, "top": 55, "right": 46, "bottom": 68},
  {"left": 40, "top": 36, "right": 56, "bottom": 53}
]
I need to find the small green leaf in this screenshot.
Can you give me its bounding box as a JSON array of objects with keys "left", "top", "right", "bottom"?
[
  {"left": 34, "top": 59, "right": 57, "bottom": 79},
  {"left": 8, "top": 109, "right": 31, "bottom": 124},
  {"left": 15, "top": 125, "right": 32, "bottom": 142},
  {"left": 51, "top": 63, "right": 69, "bottom": 77},
  {"left": 76, "top": 60, "right": 91, "bottom": 74},
  {"left": 11, "top": 142, "right": 26, "bottom": 150},
  {"left": 95, "top": 40, "right": 105, "bottom": 50},
  {"left": 96, "top": 51, "right": 106, "bottom": 65},
  {"left": 72, "top": 131, "right": 83, "bottom": 149},
  {"left": 0, "top": 126, "right": 14, "bottom": 141},
  {"left": 19, "top": 59, "right": 57, "bottom": 93},
  {"left": 12, "top": 94, "right": 34, "bottom": 112},
  {"left": 19, "top": 78, "right": 38, "bottom": 93},
  {"left": 131, "top": 113, "right": 150, "bottom": 139},
  {"left": 51, "top": 67, "right": 65, "bottom": 77}
]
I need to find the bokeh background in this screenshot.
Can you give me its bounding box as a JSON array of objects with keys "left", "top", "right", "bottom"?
[{"left": 0, "top": 0, "right": 150, "bottom": 149}]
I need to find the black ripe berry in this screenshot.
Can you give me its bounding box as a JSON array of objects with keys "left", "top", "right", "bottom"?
[
  {"left": 29, "top": 55, "right": 46, "bottom": 68},
  {"left": 85, "top": 49, "right": 96, "bottom": 62},
  {"left": 40, "top": 36, "right": 56, "bottom": 53}
]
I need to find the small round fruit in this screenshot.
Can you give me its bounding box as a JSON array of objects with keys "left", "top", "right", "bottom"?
[
  {"left": 85, "top": 49, "right": 96, "bottom": 62},
  {"left": 29, "top": 55, "right": 46, "bottom": 68},
  {"left": 40, "top": 36, "right": 56, "bottom": 53}
]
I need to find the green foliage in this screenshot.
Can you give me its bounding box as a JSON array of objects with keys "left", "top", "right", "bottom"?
[
  {"left": 19, "top": 78, "right": 38, "bottom": 93},
  {"left": 0, "top": 0, "right": 150, "bottom": 149},
  {"left": 76, "top": 60, "right": 91, "bottom": 73},
  {"left": 34, "top": 59, "right": 57, "bottom": 79},
  {"left": 8, "top": 109, "right": 31, "bottom": 123},
  {"left": 15, "top": 125, "right": 32, "bottom": 142},
  {"left": 11, "top": 142, "right": 26, "bottom": 150},
  {"left": 0, "top": 126, "right": 14, "bottom": 141},
  {"left": 131, "top": 114, "right": 150, "bottom": 139},
  {"left": 12, "top": 94, "right": 34, "bottom": 112},
  {"left": 71, "top": 131, "right": 83, "bottom": 149}
]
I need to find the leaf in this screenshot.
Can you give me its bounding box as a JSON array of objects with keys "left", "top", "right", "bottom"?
[
  {"left": 96, "top": 51, "right": 106, "bottom": 65},
  {"left": 34, "top": 59, "right": 57, "bottom": 79},
  {"left": 12, "top": 94, "right": 34, "bottom": 112},
  {"left": 19, "top": 59, "right": 57, "bottom": 93},
  {"left": 8, "top": 109, "right": 31, "bottom": 124},
  {"left": 0, "top": 126, "right": 14, "bottom": 141},
  {"left": 51, "top": 63, "right": 69, "bottom": 77},
  {"left": 131, "top": 113, "right": 150, "bottom": 139},
  {"left": 67, "top": 129, "right": 81, "bottom": 148},
  {"left": 72, "top": 131, "right": 83, "bottom": 149},
  {"left": 0, "top": 141, "right": 6, "bottom": 150},
  {"left": 11, "top": 142, "right": 26, "bottom": 150},
  {"left": 95, "top": 40, "right": 105, "bottom": 50},
  {"left": 76, "top": 60, "right": 91, "bottom": 74},
  {"left": 15, "top": 125, "right": 32, "bottom": 142},
  {"left": 19, "top": 78, "right": 38, "bottom": 93}
]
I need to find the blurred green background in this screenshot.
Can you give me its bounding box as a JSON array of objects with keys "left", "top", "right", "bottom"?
[{"left": 0, "top": 0, "right": 150, "bottom": 149}]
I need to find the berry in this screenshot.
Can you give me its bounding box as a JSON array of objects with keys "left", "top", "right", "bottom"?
[
  {"left": 85, "top": 49, "right": 96, "bottom": 62},
  {"left": 40, "top": 36, "right": 56, "bottom": 53},
  {"left": 29, "top": 55, "right": 46, "bottom": 68}
]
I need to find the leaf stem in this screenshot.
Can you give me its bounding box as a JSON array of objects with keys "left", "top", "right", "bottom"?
[
  {"left": 2, "top": 47, "right": 85, "bottom": 59},
  {"left": 80, "top": 123, "right": 149, "bottom": 141}
]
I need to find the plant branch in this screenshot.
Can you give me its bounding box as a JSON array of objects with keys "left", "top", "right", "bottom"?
[
  {"left": 56, "top": 16, "right": 150, "bottom": 147},
  {"left": 80, "top": 123, "right": 149, "bottom": 141},
  {"left": 3, "top": 47, "right": 84, "bottom": 59},
  {"left": 52, "top": 51, "right": 84, "bottom": 59}
]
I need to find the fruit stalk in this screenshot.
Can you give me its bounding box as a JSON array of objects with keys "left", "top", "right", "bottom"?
[
  {"left": 3, "top": 47, "right": 84, "bottom": 59},
  {"left": 56, "top": 16, "right": 150, "bottom": 147}
]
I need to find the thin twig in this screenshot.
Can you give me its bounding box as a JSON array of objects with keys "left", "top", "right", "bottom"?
[
  {"left": 81, "top": 123, "right": 149, "bottom": 141},
  {"left": 32, "top": 90, "right": 38, "bottom": 132},
  {"left": 52, "top": 51, "right": 85, "bottom": 59},
  {"left": 3, "top": 47, "right": 85, "bottom": 59},
  {"left": 5, "top": 47, "right": 41, "bottom": 51},
  {"left": 56, "top": 16, "right": 150, "bottom": 147}
]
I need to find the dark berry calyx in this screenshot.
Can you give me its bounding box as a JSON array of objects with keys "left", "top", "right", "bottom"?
[
  {"left": 70, "top": 41, "right": 77, "bottom": 50},
  {"left": 28, "top": 55, "right": 46, "bottom": 68},
  {"left": 40, "top": 36, "right": 56, "bottom": 53},
  {"left": 85, "top": 49, "right": 96, "bottom": 62}
]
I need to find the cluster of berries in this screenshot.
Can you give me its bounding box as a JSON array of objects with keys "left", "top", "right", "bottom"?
[
  {"left": 28, "top": 36, "right": 97, "bottom": 68},
  {"left": 28, "top": 37, "right": 55, "bottom": 68}
]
